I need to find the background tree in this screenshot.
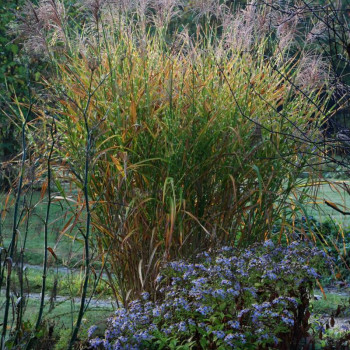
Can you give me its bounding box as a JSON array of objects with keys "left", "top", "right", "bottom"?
[{"left": 0, "top": 0, "right": 26, "bottom": 189}]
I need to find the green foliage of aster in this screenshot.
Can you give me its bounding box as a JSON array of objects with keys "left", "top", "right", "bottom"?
[{"left": 88, "top": 241, "right": 330, "bottom": 349}]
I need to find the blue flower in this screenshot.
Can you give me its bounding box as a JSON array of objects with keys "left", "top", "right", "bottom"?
[
  {"left": 226, "top": 288, "right": 239, "bottom": 297},
  {"left": 88, "top": 325, "right": 98, "bottom": 338},
  {"left": 263, "top": 240, "right": 275, "bottom": 248},
  {"left": 178, "top": 321, "right": 187, "bottom": 332},
  {"left": 87, "top": 240, "right": 325, "bottom": 349},
  {"left": 196, "top": 306, "right": 213, "bottom": 316},
  {"left": 141, "top": 292, "right": 150, "bottom": 301},
  {"left": 188, "top": 319, "right": 196, "bottom": 326},
  {"left": 174, "top": 297, "right": 191, "bottom": 311},
  {"left": 221, "top": 279, "right": 231, "bottom": 286},
  {"left": 155, "top": 275, "right": 163, "bottom": 283},
  {"left": 281, "top": 316, "right": 294, "bottom": 326},
  {"left": 212, "top": 289, "right": 226, "bottom": 299},
  {"left": 90, "top": 337, "right": 103, "bottom": 348},
  {"left": 224, "top": 334, "right": 235, "bottom": 346},
  {"left": 192, "top": 277, "right": 208, "bottom": 286},
  {"left": 237, "top": 308, "right": 250, "bottom": 318},
  {"left": 164, "top": 312, "right": 172, "bottom": 319},
  {"left": 258, "top": 333, "right": 269, "bottom": 341},
  {"left": 152, "top": 307, "right": 161, "bottom": 317},
  {"left": 228, "top": 320, "right": 240, "bottom": 329},
  {"left": 252, "top": 311, "right": 262, "bottom": 322},
  {"left": 263, "top": 271, "right": 277, "bottom": 280},
  {"left": 212, "top": 330, "right": 225, "bottom": 339}
]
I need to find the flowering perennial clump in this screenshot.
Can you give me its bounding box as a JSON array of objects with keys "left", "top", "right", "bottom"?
[{"left": 89, "top": 241, "right": 330, "bottom": 349}]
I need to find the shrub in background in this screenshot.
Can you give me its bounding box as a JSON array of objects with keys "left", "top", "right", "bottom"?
[
  {"left": 88, "top": 241, "right": 330, "bottom": 349},
  {"left": 277, "top": 215, "right": 350, "bottom": 283}
]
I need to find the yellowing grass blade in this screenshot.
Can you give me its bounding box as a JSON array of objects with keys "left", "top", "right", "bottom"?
[
  {"left": 130, "top": 100, "right": 137, "bottom": 124},
  {"left": 316, "top": 279, "right": 326, "bottom": 300},
  {"left": 110, "top": 155, "right": 125, "bottom": 176},
  {"left": 40, "top": 180, "right": 48, "bottom": 200}
]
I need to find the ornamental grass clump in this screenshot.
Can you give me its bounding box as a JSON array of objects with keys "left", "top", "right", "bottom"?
[
  {"left": 88, "top": 241, "right": 330, "bottom": 349},
  {"left": 14, "top": 0, "right": 331, "bottom": 302}
]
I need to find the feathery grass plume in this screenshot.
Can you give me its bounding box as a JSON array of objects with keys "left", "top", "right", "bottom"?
[
  {"left": 306, "top": 21, "right": 327, "bottom": 44},
  {"left": 36, "top": 0, "right": 66, "bottom": 32},
  {"left": 221, "top": 3, "right": 271, "bottom": 53},
  {"left": 296, "top": 52, "right": 332, "bottom": 90},
  {"left": 16, "top": 1, "right": 330, "bottom": 305},
  {"left": 190, "top": 0, "right": 227, "bottom": 21},
  {"left": 10, "top": 2, "right": 50, "bottom": 57},
  {"left": 274, "top": 12, "right": 300, "bottom": 52},
  {"left": 149, "top": 0, "right": 182, "bottom": 29},
  {"left": 11, "top": 0, "right": 68, "bottom": 57}
]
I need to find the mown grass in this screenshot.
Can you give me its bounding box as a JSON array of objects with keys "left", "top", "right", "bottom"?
[
  {"left": 312, "top": 291, "right": 350, "bottom": 317},
  {"left": 307, "top": 180, "right": 350, "bottom": 227},
  {"left": 0, "top": 295, "right": 112, "bottom": 350},
  {"left": 8, "top": 266, "right": 112, "bottom": 297},
  {"left": 0, "top": 191, "right": 83, "bottom": 266}
]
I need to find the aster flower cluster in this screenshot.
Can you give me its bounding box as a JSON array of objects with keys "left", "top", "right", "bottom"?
[{"left": 89, "top": 241, "right": 330, "bottom": 349}]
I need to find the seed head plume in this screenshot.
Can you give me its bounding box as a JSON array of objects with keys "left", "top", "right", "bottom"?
[
  {"left": 10, "top": 0, "right": 67, "bottom": 57},
  {"left": 296, "top": 53, "right": 331, "bottom": 90},
  {"left": 190, "top": 0, "right": 226, "bottom": 21},
  {"left": 79, "top": 0, "right": 107, "bottom": 23},
  {"left": 10, "top": 1, "right": 48, "bottom": 56},
  {"left": 222, "top": 4, "right": 269, "bottom": 53},
  {"left": 150, "top": 0, "right": 182, "bottom": 29},
  {"left": 306, "top": 21, "right": 327, "bottom": 43}
]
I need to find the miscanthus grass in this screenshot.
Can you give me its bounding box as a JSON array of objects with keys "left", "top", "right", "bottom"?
[{"left": 13, "top": 0, "right": 331, "bottom": 304}]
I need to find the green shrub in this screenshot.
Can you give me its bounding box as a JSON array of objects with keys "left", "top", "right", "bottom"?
[
  {"left": 88, "top": 241, "right": 330, "bottom": 349},
  {"left": 274, "top": 215, "right": 350, "bottom": 283}
]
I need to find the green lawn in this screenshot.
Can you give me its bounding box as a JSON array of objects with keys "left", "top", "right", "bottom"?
[
  {"left": 8, "top": 265, "right": 112, "bottom": 297},
  {"left": 296, "top": 179, "right": 350, "bottom": 227},
  {"left": 0, "top": 294, "right": 113, "bottom": 350},
  {"left": 1, "top": 179, "right": 350, "bottom": 268},
  {"left": 312, "top": 290, "right": 350, "bottom": 317},
  {"left": 0, "top": 191, "right": 83, "bottom": 266}
]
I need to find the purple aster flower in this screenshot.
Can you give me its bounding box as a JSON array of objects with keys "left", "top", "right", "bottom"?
[
  {"left": 196, "top": 306, "right": 213, "bottom": 316},
  {"left": 263, "top": 240, "right": 275, "bottom": 248},
  {"left": 90, "top": 337, "right": 103, "bottom": 348},
  {"left": 281, "top": 316, "right": 294, "bottom": 326},
  {"left": 212, "top": 330, "right": 225, "bottom": 339},
  {"left": 178, "top": 321, "right": 187, "bottom": 332},
  {"left": 228, "top": 320, "right": 240, "bottom": 329},
  {"left": 88, "top": 325, "right": 98, "bottom": 338},
  {"left": 141, "top": 292, "right": 150, "bottom": 301}
]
